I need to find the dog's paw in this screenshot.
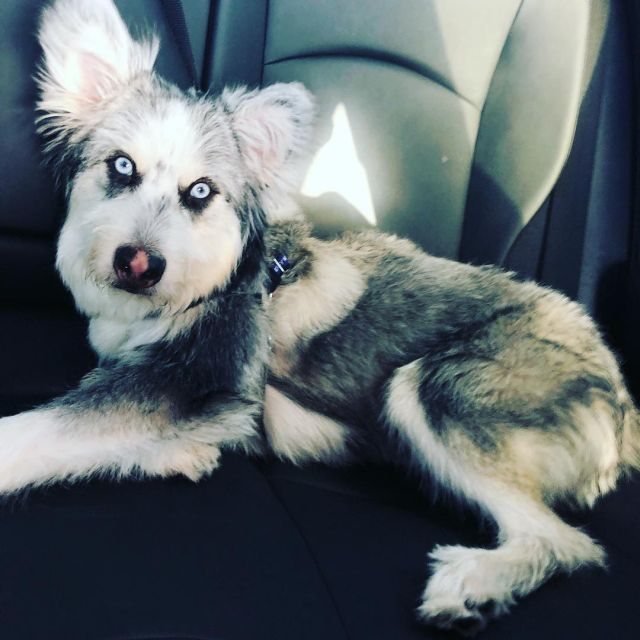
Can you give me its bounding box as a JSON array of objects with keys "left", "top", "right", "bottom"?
[
  {"left": 141, "top": 442, "right": 221, "bottom": 482},
  {"left": 418, "top": 596, "right": 507, "bottom": 636},
  {"left": 418, "top": 602, "right": 486, "bottom": 637},
  {"left": 178, "top": 444, "right": 222, "bottom": 482},
  {"left": 417, "top": 545, "right": 514, "bottom": 636}
]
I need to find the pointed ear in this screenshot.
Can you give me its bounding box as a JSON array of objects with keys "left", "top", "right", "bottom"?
[
  {"left": 37, "top": 0, "right": 158, "bottom": 131},
  {"left": 222, "top": 83, "right": 315, "bottom": 192}
]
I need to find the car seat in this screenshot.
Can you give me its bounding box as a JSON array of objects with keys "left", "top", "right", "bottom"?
[{"left": 0, "top": 1, "right": 637, "bottom": 638}]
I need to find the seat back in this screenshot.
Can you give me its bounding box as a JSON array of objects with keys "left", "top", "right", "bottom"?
[
  {"left": 209, "top": 0, "right": 635, "bottom": 352},
  {"left": 210, "top": 0, "right": 632, "bottom": 298},
  {"left": 0, "top": 0, "right": 635, "bottom": 414}
]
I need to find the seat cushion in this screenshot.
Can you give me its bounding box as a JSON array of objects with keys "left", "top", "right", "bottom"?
[
  {"left": 256, "top": 461, "right": 640, "bottom": 640},
  {"left": 0, "top": 454, "right": 348, "bottom": 640},
  {"left": 1, "top": 454, "right": 639, "bottom": 639}
]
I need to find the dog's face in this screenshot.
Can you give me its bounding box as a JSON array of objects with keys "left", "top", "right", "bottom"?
[{"left": 37, "top": 0, "right": 313, "bottom": 320}]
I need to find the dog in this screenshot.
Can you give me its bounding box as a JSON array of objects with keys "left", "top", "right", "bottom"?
[{"left": 0, "top": 0, "right": 636, "bottom": 635}]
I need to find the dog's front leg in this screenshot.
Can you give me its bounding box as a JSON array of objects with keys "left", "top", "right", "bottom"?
[{"left": 0, "top": 364, "right": 262, "bottom": 494}]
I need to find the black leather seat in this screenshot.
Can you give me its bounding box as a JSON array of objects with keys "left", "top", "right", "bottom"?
[{"left": 0, "top": 1, "right": 638, "bottom": 638}]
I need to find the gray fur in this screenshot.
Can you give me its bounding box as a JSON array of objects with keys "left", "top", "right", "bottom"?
[
  {"left": 264, "top": 219, "right": 640, "bottom": 633},
  {"left": 265, "top": 219, "right": 632, "bottom": 455}
]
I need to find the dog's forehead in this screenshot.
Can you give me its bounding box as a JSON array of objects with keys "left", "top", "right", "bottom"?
[{"left": 98, "top": 91, "right": 237, "bottom": 184}]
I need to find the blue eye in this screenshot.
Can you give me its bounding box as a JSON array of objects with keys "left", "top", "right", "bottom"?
[
  {"left": 114, "top": 156, "right": 133, "bottom": 176},
  {"left": 190, "top": 182, "right": 211, "bottom": 199},
  {"left": 106, "top": 153, "right": 140, "bottom": 192},
  {"left": 181, "top": 178, "right": 218, "bottom": 212}
]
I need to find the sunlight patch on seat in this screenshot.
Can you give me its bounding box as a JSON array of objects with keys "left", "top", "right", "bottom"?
[{"left": 301, "top": 103, "right": 377, "bottom": 226}]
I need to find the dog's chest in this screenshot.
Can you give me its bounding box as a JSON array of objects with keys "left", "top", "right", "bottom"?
[{"left": 88, "top": 316, "right": 174, "bottom": 359}]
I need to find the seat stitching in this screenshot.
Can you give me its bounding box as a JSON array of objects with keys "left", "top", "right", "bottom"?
[
  {"left": 265, "top": 49, "right": 478, "bottom": 109},
  {"left": 258, "top": 468, "right": 353, "bottom": 640}
]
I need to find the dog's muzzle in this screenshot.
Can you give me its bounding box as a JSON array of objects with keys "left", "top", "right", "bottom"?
[{"left": 113, "top": 245, "right": 166, "bottom": 293}]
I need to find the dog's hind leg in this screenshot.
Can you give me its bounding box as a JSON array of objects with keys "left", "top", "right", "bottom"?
[
  {"left": 418, "top": 496, "right": 603, "bottom": 635},
  {"left": 384, "top": 360, "right": 606, "bottom": 636}
]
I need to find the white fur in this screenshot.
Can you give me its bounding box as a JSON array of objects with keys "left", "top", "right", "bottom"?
[
  {"left": 0, "top": 393, "right": 268, "bottom": 492},
  {"left": 570, "top": 402, "right": 621, "bottom": 502},
  {"left": 56, "top": 95, "right": 245, "bottom": 320},
  {"left": 222, "top": 83, "right": 315, "bottom": 198},
  {"left": 36, "top": 1, "right": 315, "bottom": 326},
  {"left": 37, "top": 0, "right": 159, "bottom": 144},
  {"left": 263, "top": 385, "right": 350, "bottom": 464},
  {"left": 88, "top": 308, "right": 201, "bottom": 358},
  {"left": 0, "top": 409, "right": 210, "bottom": 492},
  {"left": 385, "top": 361, "right": 481, "bottom": 499},
  {"left": 385, "top": 360, "right": 605, "bottom": 632},
  {"left": 421, "top": 521, "right": 603, "bottom": 633}
]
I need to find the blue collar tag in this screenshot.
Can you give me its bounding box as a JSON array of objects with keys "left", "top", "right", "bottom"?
[{"left": 266, "top": 253, "right": 291, "bottom": 294}]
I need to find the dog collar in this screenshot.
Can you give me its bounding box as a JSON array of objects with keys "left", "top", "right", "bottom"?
[
  {"left": 182, "top": 252, "right": 291, "bottom": 311},
  {"left": 266, "top": 252, "right": 292, "bottom": 294},
  {"left": 184, "top": 290, "right": 263, "bottom": 312}
]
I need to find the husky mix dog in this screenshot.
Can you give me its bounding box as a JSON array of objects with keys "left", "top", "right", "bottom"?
[{"left": 0, "top": 0, "right": 637, "bottom": 634}]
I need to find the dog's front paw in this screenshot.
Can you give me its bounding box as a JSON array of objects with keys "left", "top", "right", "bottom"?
[
  {"left": 417, "top": 545, "right": 513, "bottom": 636},
  {"left": 178, "top": 444, "right": 222, "bottom": 482},
  {"left": 142, "top": 442, "right": 221, "bottom": 482},
  {"left": 180, "top": 445, "right": 220, "bottom": 482}
]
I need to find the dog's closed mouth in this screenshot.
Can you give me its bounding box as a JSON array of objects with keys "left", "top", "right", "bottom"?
[{"left": 111, "top": 280, "right": 155, "bottom": 295}]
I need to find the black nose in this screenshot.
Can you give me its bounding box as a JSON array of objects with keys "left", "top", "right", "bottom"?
[{"left": 113, "top": 245, "right": 166, "bottom": 292}]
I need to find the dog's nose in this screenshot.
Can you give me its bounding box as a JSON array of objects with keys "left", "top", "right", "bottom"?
[{"left": 113, "top": 245, "right": 166, "bottom": 291}]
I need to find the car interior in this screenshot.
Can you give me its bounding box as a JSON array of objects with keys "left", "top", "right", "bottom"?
[{"left": 0, "top": 0, "right": 638, "bottom": 638}]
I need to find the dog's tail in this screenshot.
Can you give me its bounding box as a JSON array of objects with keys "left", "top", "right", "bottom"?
[{"left": 620, "top": 388, "right": 640, "bottom": 472}]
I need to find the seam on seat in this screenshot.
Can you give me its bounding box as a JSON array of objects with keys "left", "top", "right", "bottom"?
[
  {"left": 116, "top": 635, "right": 219, "bottom": 640},
  {"left": 265, "top": 49, "right": 478, "bottom": 109},
  {"left": 259, "top": 0, "right": 270, "bottom": 86},
  {"left": 495, "top": 1, "right": 610, "bottom": 271},
  {"left": 260, "top": 473, "right": 442, "bottom": 527},
  {"left": 498, "top": 193, "right": 553, "bottom": 273},
  {"left": 460, "top": 0, "right": 525, "bottom": 260},
  {"left": 262, "top": 470, "right": 412, "bottom": 504},
  {"left": 532, "top": 191, "right": 555, "bottom": 278},
  {"left": 201, "top": 0, "right": 218, "bottom": 89},
  {"left": 258, "top": 468, "right": 353, "bottom": 640},
  {"left": 474, "top": 0, "right": 525, "bottom": 124}
]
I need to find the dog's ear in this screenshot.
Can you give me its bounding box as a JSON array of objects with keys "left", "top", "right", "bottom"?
[
  {"left": 222, "top": 83, "right": 315, "bottom": 193},
  {"left": 37, "top": 0, "right": 158, "bottom": 130}
]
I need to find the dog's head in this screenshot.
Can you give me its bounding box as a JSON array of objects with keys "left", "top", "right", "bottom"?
[{"left": 37, "top": 0, "right": 314, "bottom": 320}]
